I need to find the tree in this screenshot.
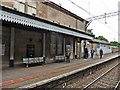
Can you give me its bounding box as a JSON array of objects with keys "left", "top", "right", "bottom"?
[
  {"left": 86, "top": 29, "right": 93, "bottom": 35},
  {"left": 96, "top": 36, "right": 109, "bottom": 42},
  {"left": 110, "top": 41, "right": 120, "bottom": 48}
]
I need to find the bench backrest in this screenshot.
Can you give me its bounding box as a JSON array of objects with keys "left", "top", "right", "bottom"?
[{"left": 23, "top": 57, "right": 44, "bottom": 64}]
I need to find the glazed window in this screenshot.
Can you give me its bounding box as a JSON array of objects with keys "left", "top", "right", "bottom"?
[
  {"left": 14, "top": 0, "right": 25, "bottom": 12},
  {"left": 28, "top": 6, "right": 36, "bottom": 15},
  {"left": 27, "top": 0, "right": 37, "bottom": 15}
]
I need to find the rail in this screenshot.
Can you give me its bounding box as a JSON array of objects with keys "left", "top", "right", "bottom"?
[
  {"left": 19, "top": 55, "right": 119, "bottom": 89},
  {"left": 114, "top": 80, "right": 120, "bottom": 90},
  {"left": 83, "top": 62, "right": 120, "bottom": 90}
]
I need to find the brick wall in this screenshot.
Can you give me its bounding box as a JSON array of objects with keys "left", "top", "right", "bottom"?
[
  {"left": 37, "top": 1, "right": 48, "bottom": 19},
  {"left": 14, "top": 28, "right": 43, "bottom": 64},
  {"left": 2, "top": 25, "right": 43, "bottom": 66},
  {"left": 1, "top": 0, "right": 14, "bottom": 8},
  {"left": 1, "top": 0, "right": 85, "bottom": 32},
  {"left": 47, "top": 7, "right": 76, "bottom": 27},
  {"left": 46, "top": 6, "right": 85, "bottom": 32}
]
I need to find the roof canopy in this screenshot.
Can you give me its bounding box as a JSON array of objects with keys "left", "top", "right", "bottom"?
[{"left": 0, "top": 6, "right": 94, "bottom": 40}]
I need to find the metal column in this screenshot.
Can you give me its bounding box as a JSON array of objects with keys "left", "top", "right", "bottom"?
[
  {"left": 75, "top": 40, "right": 77, "bottom": 58},
  {"left": 79, "top": 40, "right": 82, "bottom": 58},
  {"left": 9, "top": 27, "right": 15, "bottom": 67},
  {"left": 43, "top": 33, "right": 45, "bottom": 61},
  {"left": 0, "top": 25, "right": 2, "bottom": 83},
  {"left": 63, "top": 37, "right": 66, "bottom": 57}
]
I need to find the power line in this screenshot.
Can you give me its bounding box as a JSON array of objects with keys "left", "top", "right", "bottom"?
[
  {"left": 67, "top": 0, "right": 119, "bottom": 36},
  {"left": 86, "top": 11, "right": 119, "bottom": 21},
  {"left": 68, "top": 0, "right": 93, "bottom": 16},
  {"left": 100, "top": 0, "right": 112, "bottom": 12},
  {"left": 87, "top": 11, "right": 119, "bottom": 35}
]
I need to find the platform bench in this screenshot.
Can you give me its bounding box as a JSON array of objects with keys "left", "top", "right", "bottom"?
[
  {"left": 23, "top": 57, "right": 45, "bottom": 67},
  {"left": 55, "top": 55, "right": 65, "bottom": 62}
]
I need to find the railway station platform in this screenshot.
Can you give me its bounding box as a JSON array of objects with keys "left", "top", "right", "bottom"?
[{"left": 1, "top": 52, "right": 120, "bottom": 89}]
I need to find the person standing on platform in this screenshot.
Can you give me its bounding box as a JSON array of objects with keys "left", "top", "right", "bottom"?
[
  {"left": 85, "top": 47, "right": 88, "bottom": 59},
  {"left": 99, "top": 49, "right": 103, "bottom": 59},
  {"left": 66, "top": 48, "right": 71, "bottom": 63},
  {"left": 91, "top": 48, "right": 95, "bottom": 58}
]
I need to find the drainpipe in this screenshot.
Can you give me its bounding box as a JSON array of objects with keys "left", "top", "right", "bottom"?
[
  {"left": 9, "top": 27, "right": 15, "bottom": 67},
  {"left": 43, "top": 33, "right": 45, "bottom": 62}
]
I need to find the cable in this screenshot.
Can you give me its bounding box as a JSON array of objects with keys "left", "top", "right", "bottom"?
[
  {"left": 86, "top": 11, "right": 118, "bottom": 21},
  {"left": 50, "top": 0, "right": 119, "bottom": 37},
  {"left": 100, "top": 0, "right": 112, "bottom": 12},
  {"left": 68, "top": 0, "right": 93, "bottom": 16},
  {"left": 68, "top": 0, "right": 119, "bottom": 36}
]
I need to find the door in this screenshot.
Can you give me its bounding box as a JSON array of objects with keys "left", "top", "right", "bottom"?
[{"left": 26, "top": 44, "right": 35, "bottom": 58}]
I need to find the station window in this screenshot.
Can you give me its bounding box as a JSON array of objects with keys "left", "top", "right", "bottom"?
[
  {"left": 28, "top": 6, "right": 36, "bottom": 15},
  {"left": 27, "top": 0, "right": 37, "bottom": 16},
  {"left": 14, "top": 0, "right": 25, "bottom": 13}
]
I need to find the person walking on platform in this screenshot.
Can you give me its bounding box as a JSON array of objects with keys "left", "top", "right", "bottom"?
[
  {"left": 99, "top": 49, "right": 103, "bottom": 59},
  {"left": 66, "top": 48, "right": 71, "bottom": 63},
  {"left": 91, "top": 48, "right": 95, "bottom": 58},
  {"left": 85, "top": 47, "right": 88, "bottom": 59}
]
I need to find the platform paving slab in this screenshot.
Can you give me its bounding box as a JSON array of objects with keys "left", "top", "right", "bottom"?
[{"left": 1, "top": 52, "right": 119, "bottom": 88}]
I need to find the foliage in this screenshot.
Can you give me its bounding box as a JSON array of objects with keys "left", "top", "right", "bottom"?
[
  {"left": 86, "top": 29, "right": 93, "bottom": 35},
  {"left": 96, "top": 36, "right": 109, "bottom": 42},
  {"left": 110, "top": 41, "right": 120, "bottom": 48}
]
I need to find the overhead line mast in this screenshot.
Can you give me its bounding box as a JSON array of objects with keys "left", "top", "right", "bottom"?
[
  {"left": 86, "top": 11, "right": 119, "bottom": 22},
  {"left": 68, "top": 0, "right": 119, "bottom": 26},
  {"left": 86, "top": 11, "right": 119, "bottom": 27},
  {"left": 68, "top": 0, "right": 120, "bottom": 36}
]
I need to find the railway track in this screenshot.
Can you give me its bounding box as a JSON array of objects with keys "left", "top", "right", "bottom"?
[
  {"left": 65, "top": 58, "right": 120, "bottom": 89},
  {"left": 114, "top": 80, "right": 120, "bottom": 90},
  {"left": 23, "top": 56, "right": 120, "bottom": 90},
  {"left": 83, "top": 62, "right": 120, "bottom": 90}
]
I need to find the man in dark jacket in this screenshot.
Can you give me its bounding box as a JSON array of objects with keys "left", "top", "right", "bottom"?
[
  {"left": 85, "top": 47, "right": 88, "bottom": 59},
  {"left": 100, "top": 49, "right": 103, "bottom": 59}
]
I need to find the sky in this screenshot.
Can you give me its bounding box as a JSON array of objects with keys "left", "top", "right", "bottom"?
[{"left": 50, "top": 0, "right": 119, "bottom": 42}]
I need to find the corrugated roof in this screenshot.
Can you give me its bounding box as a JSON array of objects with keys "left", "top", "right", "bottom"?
[{"left": 1, "top": 6, "right": 94, "bottom": 40}]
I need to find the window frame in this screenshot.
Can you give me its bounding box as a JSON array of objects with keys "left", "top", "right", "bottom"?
[
  {"left": 27, "top": 3, "right": 37, "bottom": 15},
  {"left": 14, "top": 0, "right": 25, "bottom": 12}
]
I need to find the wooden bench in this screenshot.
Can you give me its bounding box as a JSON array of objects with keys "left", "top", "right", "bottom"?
[
  {"left": 55, "top": 55, "right": 65, "bottom": 62},
  {"left": 23, "top": 57, "right": 45, "bottom": 67}
]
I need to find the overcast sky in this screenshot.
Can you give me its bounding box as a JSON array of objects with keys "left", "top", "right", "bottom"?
[{"left": 50, "top": 0, "right": 119, "bottom": 42}]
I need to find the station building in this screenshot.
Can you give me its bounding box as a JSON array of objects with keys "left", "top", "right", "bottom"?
[
  {"left": 0, "top": 0, "right": 95, "bottom": 68},
  {"left": 89, "top": 39, "right": 112, "bottom": 56}
]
